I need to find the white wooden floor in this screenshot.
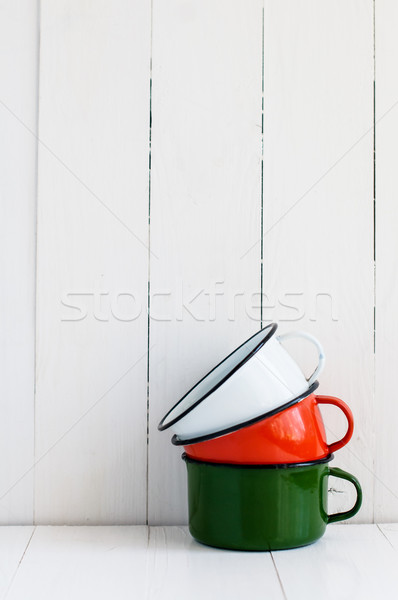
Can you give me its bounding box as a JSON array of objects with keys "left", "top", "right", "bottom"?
[{"left": 0, "top": 525, "right": 397, "bottom": 599}]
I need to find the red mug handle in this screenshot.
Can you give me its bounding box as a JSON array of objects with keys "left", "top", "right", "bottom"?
[{"left": 315, "top": 395, "right": 354, "bottom": 453}]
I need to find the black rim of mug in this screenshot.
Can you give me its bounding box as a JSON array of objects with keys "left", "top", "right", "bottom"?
[
  {"left": 158, "top": 323, "right": 278, "bottom": 431},
  {"left": 182, "top": 452, "right": 334, "bottom": 469},
  {"left": 171, "top": 380, "right": 319, "bottom": 446}
]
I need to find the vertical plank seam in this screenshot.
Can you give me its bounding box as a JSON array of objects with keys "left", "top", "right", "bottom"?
[
  {"left": 372, "top": 0, "right": 376, "bottom": 524},
  {"left": 260, "top": 2, "right": 265, "bottom": 328},
  {"left": 33, "top": 0, "right": 42, "bottom": 527},
  {"left": 146, "top": 0, "right": 154, "bottom": 527}
]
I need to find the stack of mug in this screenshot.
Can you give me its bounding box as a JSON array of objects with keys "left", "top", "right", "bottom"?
[{"left": 159, "top": 323, "right": 362, "bottom": 551}]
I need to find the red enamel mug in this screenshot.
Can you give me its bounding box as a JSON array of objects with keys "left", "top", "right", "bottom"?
[{"left": 172, "top": 394, "right": 353, "bottom": 464}]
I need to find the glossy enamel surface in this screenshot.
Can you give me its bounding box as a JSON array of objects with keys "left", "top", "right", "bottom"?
[
  {"left": 159, "top": 325, "right": 325, "bottom": 440},
  {"left": 179, "top": 394, "right": 354, "bottom": 464},
  {"left": 184, "top": 455, "right": 362, "bottom": 551}
]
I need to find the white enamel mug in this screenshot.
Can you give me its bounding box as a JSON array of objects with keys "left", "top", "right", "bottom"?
[{"left": 158, "top": 324, "right": 325, "bottom": 440}]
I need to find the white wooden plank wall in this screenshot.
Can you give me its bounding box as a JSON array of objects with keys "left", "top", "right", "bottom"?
[
  {"left": 262, "top": 0, "right": 374, "bottom": 522},
  {"left": 0, "top": 0, "right": 38, "bottom": 524},
  {"left": 35, "top": 0, "right": 151, "bottom": 523},
  {"left": 375, "top": 0, "right": 398, "bottom": 522},
  {"left": 1, "top": 0, "right": 398, "bottom": 525},
  {"left": 148, "top": 0, "right": 263, "bottom": 524}
]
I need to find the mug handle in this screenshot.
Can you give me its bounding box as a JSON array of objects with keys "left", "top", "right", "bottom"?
[
  {"left": 327, "top": 467, "right": 362, "bottom": 523},
  {"left": 277, "top": 331, "right": 325, "bottom": 386},
  {"left": 315, "top": 395, "right": 354, "bottom": 453}
]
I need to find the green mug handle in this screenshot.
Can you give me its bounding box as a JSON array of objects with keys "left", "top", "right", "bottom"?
[{"left": 327, "top": 467, "right": 362, "bottom": 523}]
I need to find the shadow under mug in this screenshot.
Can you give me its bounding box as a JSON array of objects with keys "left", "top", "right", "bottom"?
[
  {"left": 183, "top": 454, "right": 362, "bottom": 551},
  {"left": 174, "top": 393, "right": 353, "bottom": 464}
]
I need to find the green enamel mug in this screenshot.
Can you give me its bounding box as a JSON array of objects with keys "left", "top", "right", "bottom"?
[{"left": 183, "top": 453, "right": 362, "bottom": 551}]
